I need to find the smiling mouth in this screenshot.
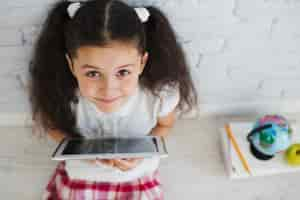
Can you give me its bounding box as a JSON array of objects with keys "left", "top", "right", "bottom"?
[{"left": 94, "top": 96, "right": 121, "bottom": 103}]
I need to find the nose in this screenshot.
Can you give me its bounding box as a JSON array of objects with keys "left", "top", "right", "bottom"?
[{"left": 99, "top": 76, "right": 119, "bottom": 96}]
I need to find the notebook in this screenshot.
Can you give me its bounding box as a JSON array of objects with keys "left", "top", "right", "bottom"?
[{"left": 220, "top": 121, "right": 300, "bottom": 179}]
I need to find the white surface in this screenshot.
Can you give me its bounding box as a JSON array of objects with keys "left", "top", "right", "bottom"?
[{"left": 2, "top": 118, "right": 300, "bottom": 199}]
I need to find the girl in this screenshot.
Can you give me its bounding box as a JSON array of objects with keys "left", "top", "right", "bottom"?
[{"left": 29, "top": 0, "right": 197, "bottom": 199}]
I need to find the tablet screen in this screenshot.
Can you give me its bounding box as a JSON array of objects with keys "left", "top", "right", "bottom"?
[{"left": 62, "top": 137, "right": 159, "bottom": 155}]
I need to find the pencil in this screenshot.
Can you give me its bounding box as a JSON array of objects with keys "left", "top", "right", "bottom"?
[{"left": 225, "top": 124, "right": 251, "bottom": 175}]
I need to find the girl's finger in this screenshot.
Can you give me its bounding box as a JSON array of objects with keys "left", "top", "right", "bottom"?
[
  {"left": 96, "top": 158, "right": 114, "bottom": 167},
  {"left": 113, "top": 159, "right": 131, "bottom": 171},
  {"left": 113, "top": 158, "right": 142, "bottom": 171},
  {"left": 83, "top": 159, "right": 97, "bottom": 165},
  {"left": 122, "top": 158, "right": 142, "bottom": 162}
]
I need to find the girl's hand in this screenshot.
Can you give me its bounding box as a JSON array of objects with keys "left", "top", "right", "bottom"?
[
  {"left": 96, "top": 158, "right": 115, "bottom": 167},
  {"left": 113, "top": 158, "right": 143, "bottom": 171},
  {"left": 82, "top": 158, "right": 143, "bottom": 171},
  {"left": 83, "top": 159, "right": 98, "bottom": 165},
  {"left": 83, "top": 159, "right": 114, "bottom": 167}
]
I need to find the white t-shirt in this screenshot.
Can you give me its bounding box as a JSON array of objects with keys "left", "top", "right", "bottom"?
[{"left": 65, "top": 84, "right": 180, "bottom": 182}]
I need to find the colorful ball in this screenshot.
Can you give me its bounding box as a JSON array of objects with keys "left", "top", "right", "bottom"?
[{"left": 248, "top": 115, "right": 292, "bottom": 158}]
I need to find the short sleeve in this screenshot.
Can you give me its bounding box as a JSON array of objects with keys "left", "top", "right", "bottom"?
[{"left": 158, "top": 84, "right": 180, "bottom": 117}]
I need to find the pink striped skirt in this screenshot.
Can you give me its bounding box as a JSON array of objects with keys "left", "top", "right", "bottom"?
[{"left": 43, "top": 161, "right": 163, "bottom": 200}]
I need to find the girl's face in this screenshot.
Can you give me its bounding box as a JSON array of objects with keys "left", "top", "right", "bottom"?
[{"left": 66, "top": 41, "right": 148, "bottom": 113}]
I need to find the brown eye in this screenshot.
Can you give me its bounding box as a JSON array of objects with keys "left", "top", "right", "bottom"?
[
  {"left": 86, "top": 71, "right": 100, "bottom": 78},
  {"left": 116, "top": 69, "right": 130, "bottom": 77}
]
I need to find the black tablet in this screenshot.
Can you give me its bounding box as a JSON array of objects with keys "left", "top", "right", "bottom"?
[{"left": 52, "top": 136, "right": 168, "bottom": 160}]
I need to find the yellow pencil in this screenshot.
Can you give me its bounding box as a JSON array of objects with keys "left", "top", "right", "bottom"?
[{"left": 225, "top": 124, "right": 251, "bottom": 175}]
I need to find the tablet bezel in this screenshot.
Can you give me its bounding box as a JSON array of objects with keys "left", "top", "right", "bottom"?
[{"left": 51, "top": 136, "right": 168, "bottom": 160}]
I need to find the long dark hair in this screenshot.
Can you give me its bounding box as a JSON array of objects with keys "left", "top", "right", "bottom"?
[{"left": 29, "top": 0, "right": 197, "bottom": 137}]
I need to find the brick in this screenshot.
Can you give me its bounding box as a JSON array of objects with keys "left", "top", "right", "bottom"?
[
  {"left": 0, "top": 28, "right": 22, "bottom": 46},
  {"left": 20, "top": 25, "right": 41, "bottom": 46},
  {"left": 257, "top": 79, "right": 300, "bottom": 98},
  {"left": 0, "top": 5, "right": 49, "bottom": 26}
]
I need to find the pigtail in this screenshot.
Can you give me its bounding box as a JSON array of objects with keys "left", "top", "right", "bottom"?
[
  {"left": 142, "top": 6, "right": 197, "bottom": 113},
  {"left": 29, "top": 1, "right": 80, "bottom": 137}
]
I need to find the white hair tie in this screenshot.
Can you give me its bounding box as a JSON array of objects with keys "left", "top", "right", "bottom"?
[
  {"left": 67, "top": 3, "right": 149, "bottom": 22},
  {"left": 67, "top": 2, "right": 81, "bottom": 19},
  {"left": 134, "top": 7, "right": 150, "bottom": 23}
]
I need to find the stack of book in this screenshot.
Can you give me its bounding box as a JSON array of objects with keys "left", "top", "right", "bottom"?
[{"left": 220, "top": 121, "right": 300, "bottom": 179}]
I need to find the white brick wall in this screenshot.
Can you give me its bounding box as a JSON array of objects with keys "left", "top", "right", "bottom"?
[{"left": 1, "top": 0, "right": 300, "bottom": 124}]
